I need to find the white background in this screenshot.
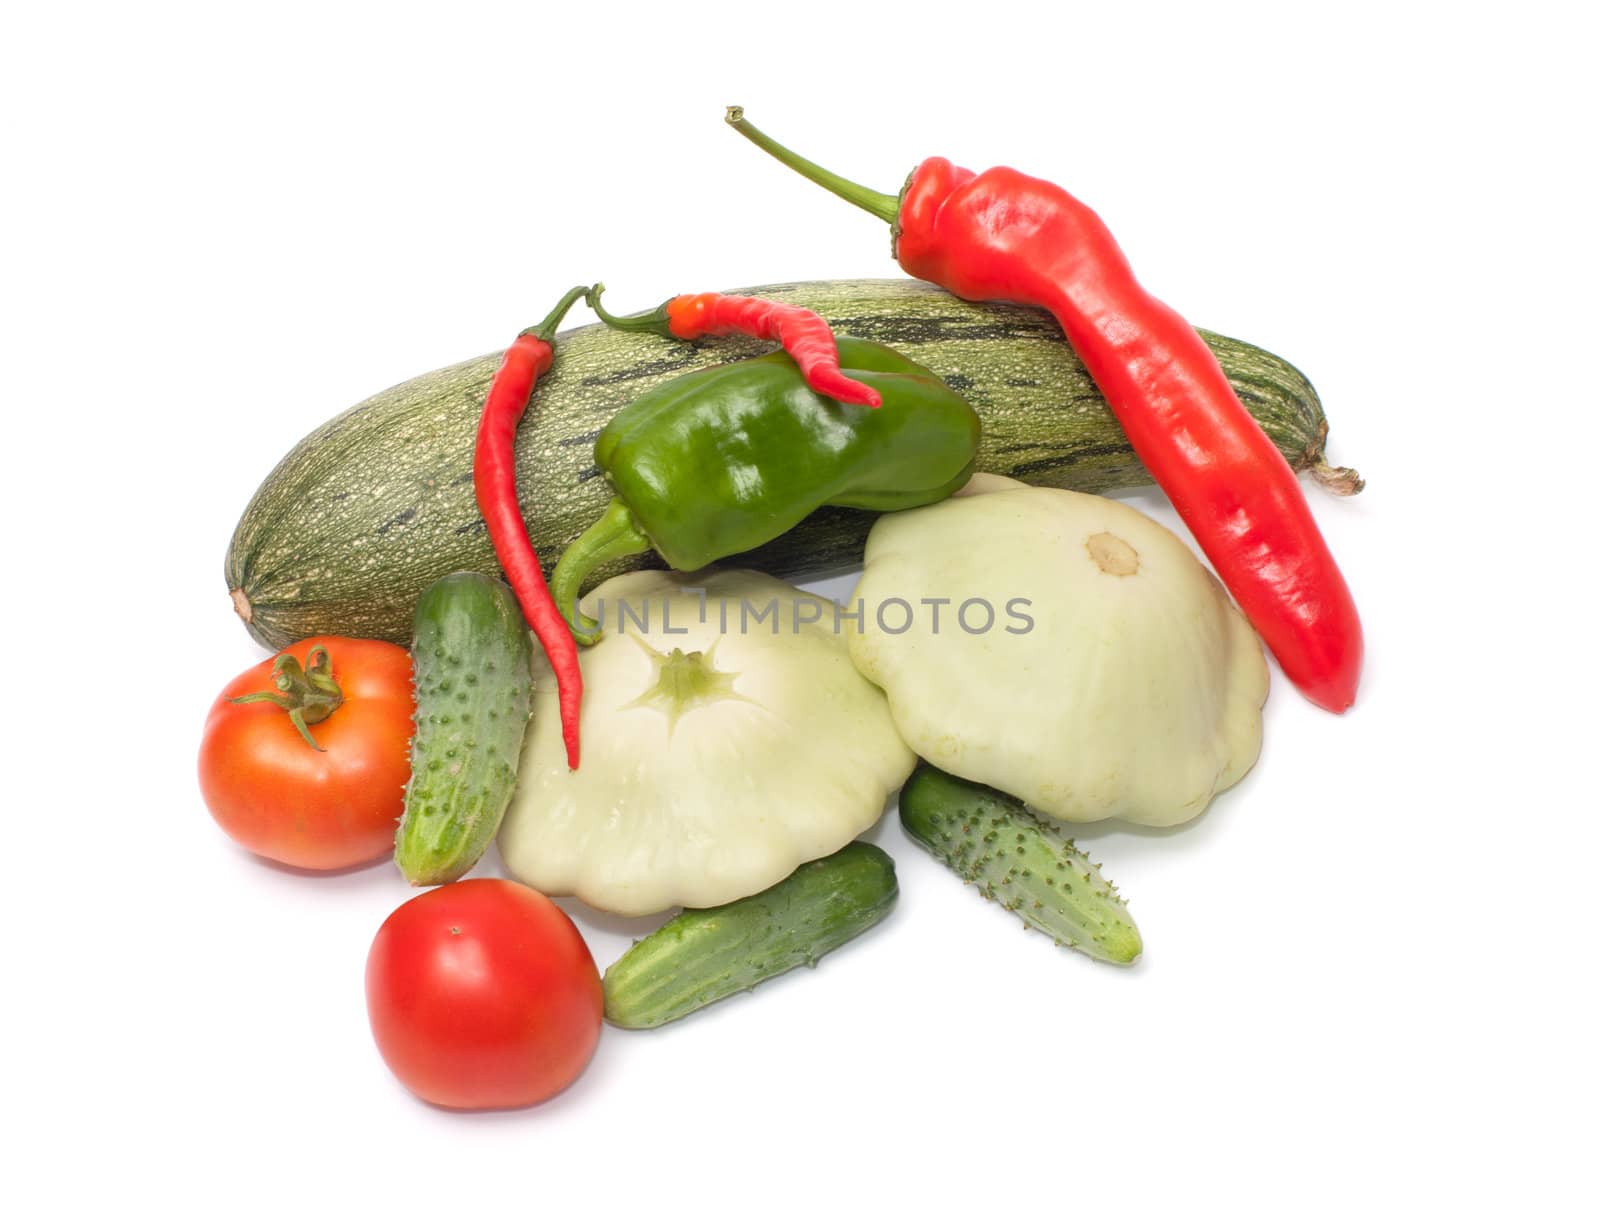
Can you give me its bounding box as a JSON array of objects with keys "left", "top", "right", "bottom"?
[{"left": 4, "top": 2, "right": 1596, "bottom": 1219}]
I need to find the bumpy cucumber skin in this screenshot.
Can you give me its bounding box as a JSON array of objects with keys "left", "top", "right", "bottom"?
[
  {"left": 603, "top": 842, "right": 899, "bottom": 1029},
  {"left": 394, "top": 572, "right": 533, "bottom": 886},
  {"left": 226, "top": 279, "right": 1338, "bottom": 650},
  {"left": 899, "top": 766, "right": 1142, "bottom": 965}
]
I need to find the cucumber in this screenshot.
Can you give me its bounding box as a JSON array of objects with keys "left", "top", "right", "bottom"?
[
  {"left": 227, "top": 279, "right": 1357, "bottom": 649},
  {"left": 603, "top": 842, "right": 898, "bottom": 1029},
  {"left": 394, "top": 571, "right": 533, "bottom": 886},
  {"left": 899, "top": 765, "right": 1142, "bottom": 965}
]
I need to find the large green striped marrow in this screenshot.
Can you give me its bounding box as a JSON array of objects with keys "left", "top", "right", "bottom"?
[{"left": 227, "top": 279, "right": 1356, "bottom": 649}]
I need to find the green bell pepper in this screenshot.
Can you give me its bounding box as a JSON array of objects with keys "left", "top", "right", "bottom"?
[{"left": 550, "top": 336, "right": 981, "bottom": 644}]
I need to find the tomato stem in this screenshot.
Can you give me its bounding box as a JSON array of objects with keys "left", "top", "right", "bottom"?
[{"left": 231, "top": 645, "right": 345, "bottom": 751}]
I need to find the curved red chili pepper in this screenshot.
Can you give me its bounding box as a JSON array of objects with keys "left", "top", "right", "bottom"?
[
  {"left": 474, "top": 286, "right": 589, "bottom": 768},
  {"left": 727, "top": 110, "right": 1363, "bottom": 713},
  {"left": 586, "top": 284, "right": 882, "bottom": 408}
]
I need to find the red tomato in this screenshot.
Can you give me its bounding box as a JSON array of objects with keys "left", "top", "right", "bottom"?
[
  {"left": 198, "top": 636, "right": 414, "bottom": 870},
  {"left": 365, "top": 879, "right": 602, "bottom": 1109}
]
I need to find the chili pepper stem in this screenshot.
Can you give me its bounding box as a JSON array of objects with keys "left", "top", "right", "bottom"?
[
  {"left": 521, "top": 284, "right": 591, "bottom": 342},
  {"left": 724, "top": 107, "right": 900, "bottom": 224},
  {"left": 584, "top": 284, "right": 669, "bottom": 335},
  {"left": 551, "top": 497, "right": 654, "bottom": 646},
  {"left": 230, "top": 645, "right": 344, "bottom": 751}
]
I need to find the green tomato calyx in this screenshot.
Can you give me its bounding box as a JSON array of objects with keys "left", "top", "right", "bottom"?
[{"left": 229, "top": 645, "right": 344, "bottom": 751}]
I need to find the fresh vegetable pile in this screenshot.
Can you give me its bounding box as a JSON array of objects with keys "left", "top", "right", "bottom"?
[{"left": 200, "top": 112, "right": 1363, "bottom": 1110}]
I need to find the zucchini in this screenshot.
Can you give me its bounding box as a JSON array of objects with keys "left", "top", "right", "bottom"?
[
  {"left": 899, "top": 765, "right": 1141, "bottom": 965},
  {"left": 394, "top": 571, "right": 533, "bottom": 885},
  {"left": 603, "top": 841, "right": 898, "bottom": 1029},
  {"left": 227, "top": 279, "right": 1356, "bottom": 649}
]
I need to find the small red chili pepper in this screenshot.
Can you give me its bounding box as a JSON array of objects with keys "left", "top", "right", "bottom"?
[
  {"left": 586, "top": 284, "right": 882, "bottom": 408},
  {"left": 474, "top": 286, "right": 589, "bottom": 769},
  {"left": 727, "top": 108, "right": 1363, "bottom": 713}
]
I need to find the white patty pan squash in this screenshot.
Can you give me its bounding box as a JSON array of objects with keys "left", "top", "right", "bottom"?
[
  {"left": 847, "top": 479, "right": 1268, "bottom": 827},
  {"left": 499, "top": 568, "right": 915, "bottom": 916}
]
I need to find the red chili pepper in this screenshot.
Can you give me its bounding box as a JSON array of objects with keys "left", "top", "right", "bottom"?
[
  {"left": 727, "top": 108, "right": 1363, "bottom": 713},
  {"left": 586, "top": 284, "right": 882, "bottom": 408},
  {"left": 474, "top": 286, "right": 589, "bottom": 768}
]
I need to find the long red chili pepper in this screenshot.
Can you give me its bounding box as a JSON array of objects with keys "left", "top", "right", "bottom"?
[
  {"left": 475, "top": 286, "right": 589, "bottom": 768},
  {"left": 727, "top": 108, "right": 1363, "bottom": 713},
  {"left": 586, "top": 283, "right": 881, "bottom": 408}
]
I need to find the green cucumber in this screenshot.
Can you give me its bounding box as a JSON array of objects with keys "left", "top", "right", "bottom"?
[
  {"left": 226, "top": 279, "right": 1358, "bottom": 650},
  {"left": 394, "top": 571, "right": 533, "bottom": 886},
  {"left": 603, "top": 842, "right": 898, "bottom": 1029},
  {"left": 899, "top": 765, "right": 1142, "bottom": 965}
]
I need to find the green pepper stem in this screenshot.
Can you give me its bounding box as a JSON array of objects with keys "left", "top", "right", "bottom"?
[
  {"left": 521, "top": 284, "right": 591, "bottom": 342},
  {"left": 550, "top": 497, "right": 654, "bottom": 646},
  {"left": 724, "top": 107, "right": 900, "bottom": 225},
  {"left": 585, "top": 283, "right": 672, "bottom": 336},
  {"left": 230, "top": 644, "right": 344, "bottom": 751}
]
